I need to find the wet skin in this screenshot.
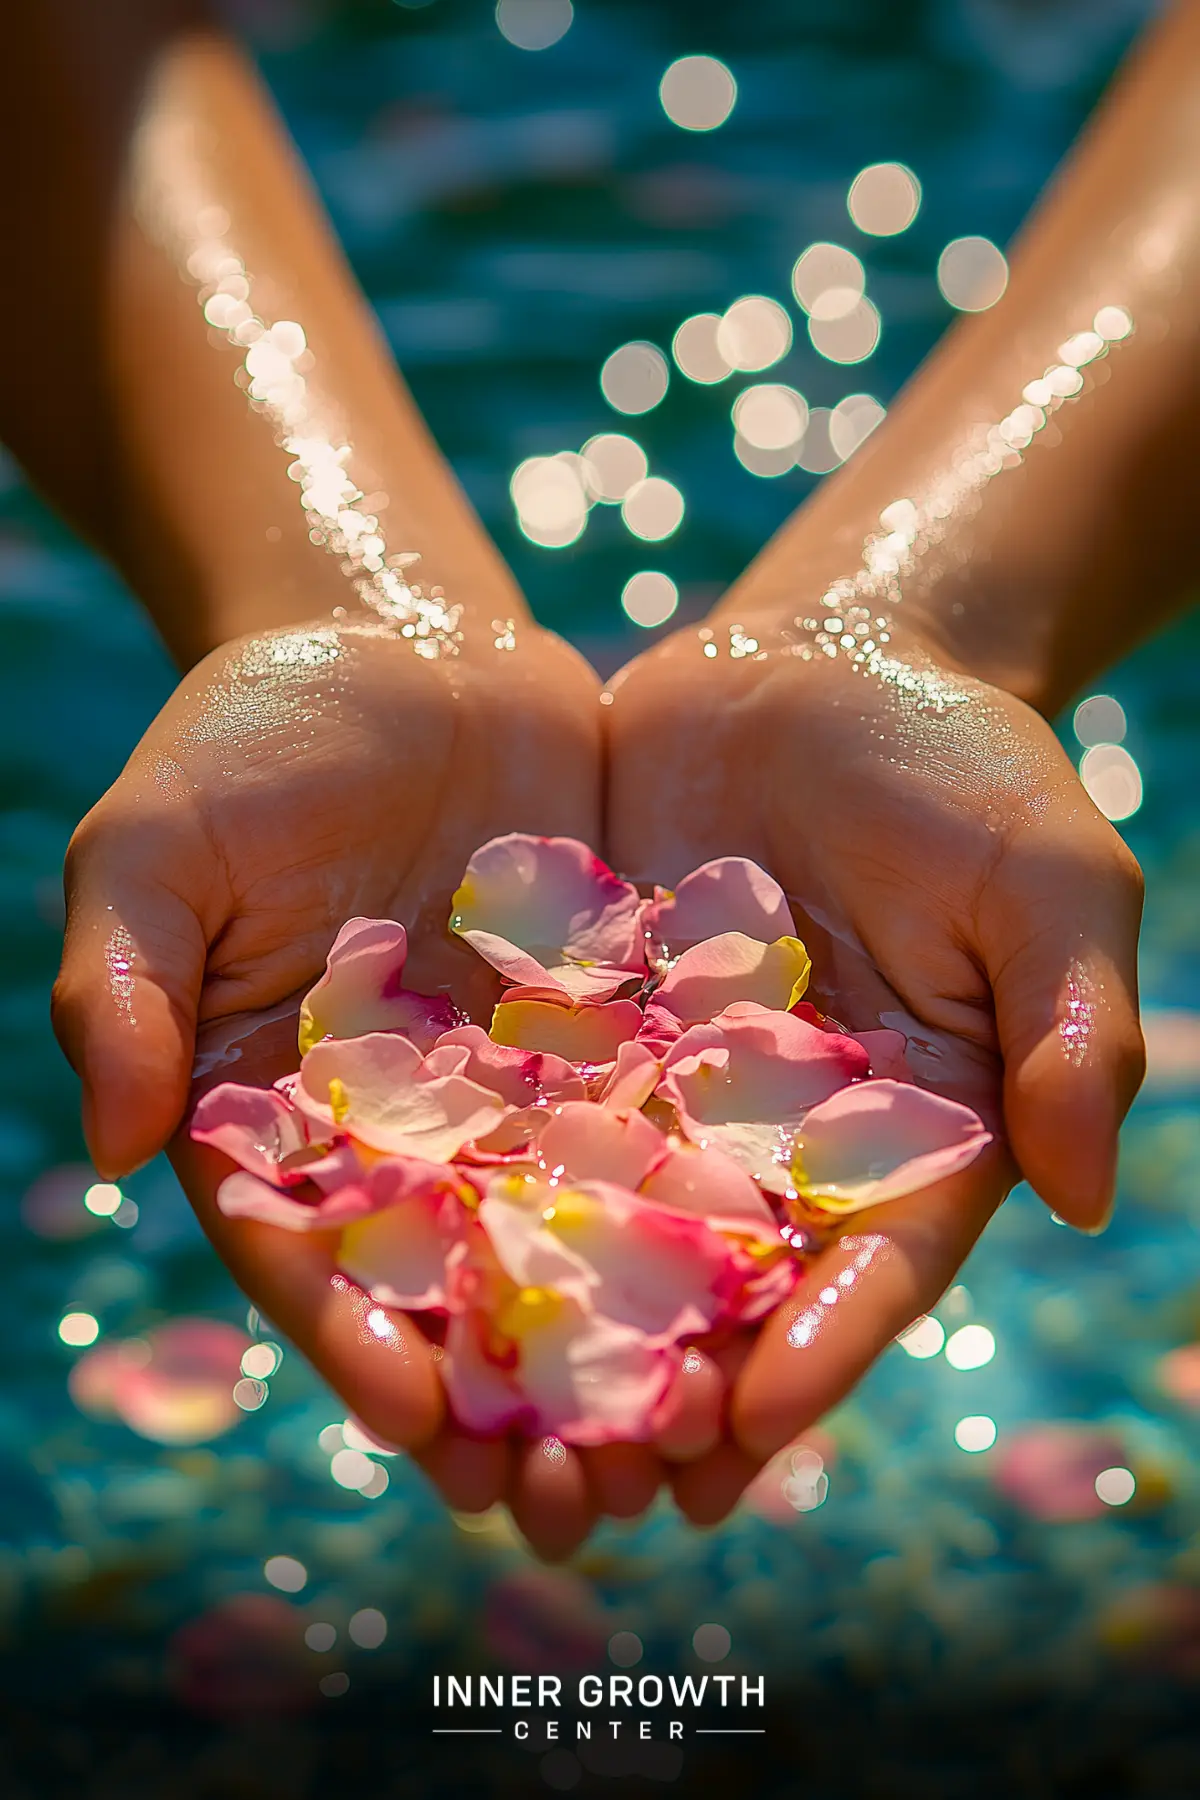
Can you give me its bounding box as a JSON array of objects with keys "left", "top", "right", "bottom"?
[{"left": 29, "top": 2, "right": 1200, "bottom": 1547}]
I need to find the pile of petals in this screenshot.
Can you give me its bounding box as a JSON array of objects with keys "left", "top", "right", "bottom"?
[{"left": 192, "top": 836, "right": 991, "bottom": 1445}]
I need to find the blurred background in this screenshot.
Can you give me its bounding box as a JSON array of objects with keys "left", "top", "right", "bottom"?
[{"left": 5, "top": 0, "right": 1200, "bottom": 1793}]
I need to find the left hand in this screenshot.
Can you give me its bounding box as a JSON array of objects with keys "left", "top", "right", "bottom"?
[{"left": 603, "top": 610, "right": 1145, "bottom": 1517}]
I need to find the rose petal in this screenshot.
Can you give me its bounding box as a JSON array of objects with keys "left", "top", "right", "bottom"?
[
  {"left": 216, "top": 1168, "right": 376, "bottom": 1232},
  {"left": 792, "top": 1079, "right": 992, "bottom": 1212},
  {"left": 490, "top": 995, "right": 642, "bottom": 1066},
  {"left": 433, "top": 1023, "right": 585, "bottom": 1108},
  {"left": 662, "top": 1006, "right": 868, "bottom": 1193},
  {"left": 536, "top": 1103, "right": 664, "bottom": 1190},
  {"left": 852, "top": 1028, "right": 913, "bottom": 1083},
  {"left": 297, "top": 918, "right": 461, "bottom": 1055},
  {"left": 450, "top": 834, "right": 644, "bottom": 999},
  {"left": 192, "top": 1083, "right": 314, "bottom": 1182},
  {"left": 595, "top": 1040, "right": 662, "bottom": 1111},
  {"left": 642, "top": 858, "right": 794, "bottom": 957},
  {"left": 635, "top": 1001, "right": 685, "bottom": 1058},
  {"left": 656, "top": 934, "right": 812, "bottom": 1024},
  {"left": 444, "top": 1286, "right": 673, "bottom": 1445},
  {"left": 296, "top": 1032, "right": 506, "bottom": 1160},
  {"left": 640, "top": 1141, "right": 779, "bottom": 1230},
  {"left": 480, "top": 1174, "right": 734, "bottom": 1345},
  {"left": 337, "top": 1168, "right": 469, "bottom": 1311}
]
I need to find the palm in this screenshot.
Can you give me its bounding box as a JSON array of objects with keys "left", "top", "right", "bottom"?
[
  {"left": 605, "top": 617, "right": 1139, "bottom": 1478},
  {"left": 60, "top": 616, "right": 605, "bottom": 1535}
]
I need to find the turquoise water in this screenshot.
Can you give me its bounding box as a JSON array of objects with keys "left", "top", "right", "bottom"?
[{"left": 6, "top": 0, "right": 1200, "bottom": 1791}]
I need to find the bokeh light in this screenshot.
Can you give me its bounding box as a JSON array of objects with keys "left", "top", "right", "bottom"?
[
  {"left": 791, "top": 243, "right": 866, "bottom": 319},
  {"left": 1094, "top": 304, "right": 1134, "bottom": 341},
  {"left": 847, "top": 162, "right": 921, "bottom": 236},
  {"left": 264, "top": 1555, "right": 307, "bottom": 1593},
  {"left": 330, "top": 1447, "right": 378, "bottom": 1491},
  {"left": 796, "top": 408, "right": 841, "bottom": 473},
  {"left": 716, "top": 295, "right": 793, "bottom": 373},
  {"left": 896, "top": 1314, "right": 945, "bottom": 1359},
  {"left": 734, "top": 434, "right": 798, "bottom": 478},
  {"left": 954, "top": 1415, "right": 998, "bottom": 1453},
  {"left": 1080, "top": 743, "right": 1143, "bottom": 821},
  {"left": 945, "top": 1324, "right": 996, "bottom": 1370},
  {"left": 320, "top": 1672, "right": 350, "bottom": 1698},
  {"left": 83, "top": 1182, "right": 123, "bottom": 1217},
  {"left": 621, "top": 570, "right": 679, "bottom": 628},
  {"left": 495, "top": 0, "right": 573, "bottom": 51},
  {"left": 693, "top": 1623, "right": 731, "bottom": 1662},
  {"left": 59, "top": 1310, "right": 100, "bottom": 1348},
  {"left": 732, "top": 383, "right": 808, "bottom": 450},
  {"left": 1074, "top": 693, "right": 1127, "bottom": 746},
  {"left": 829, "top": 393, "right": 886, "bottom": 460},
  {"left": 306, "top": 1622, "right": 337, "bottom": 1653},
  {"left": 349, "top": 1607, "right": 388, "bottom": 1649},
  {"left": 621, "top": 476, "right": 684, "bottom": 540},
  {"left": 808, "top": 298, "right": 881, "bottom": 364},
  {"left": 1095, "top": 1466, "right": 1136, "bottom": 1507},
  {"left": 659, "top": 55, "right": 737, "bottom": 132},
  {"left": 600, "top": 341, "right": 669, "bottom": 414},
  {"left": 672, "top": 313, "right": 732, "bottom": 384},
  {"left": 608, "top": 1630, "right": 643, "bottom": 1667},
  {"left": 510, "top": 455, "right": 589, "bottom": 547},
  {"left": 241, "top": 1341, "right": 281, "bottom": 1379},
  {"left": 937, "top": 236, "right": 1009, "bottom": 311},
  {"left": 581, "top": 432, "right": 648, "bottom": 502}
]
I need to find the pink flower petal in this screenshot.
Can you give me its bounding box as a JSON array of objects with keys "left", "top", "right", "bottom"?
[
  {"left": 443, "top": 1285, "right": 674, "bottom": 1445},
  {"left": 595, "top": 1040, "right": 662, "bottom": 1111},
  {"left": 852, "top": 1028, "right": 913, "bottom": 1082},
  {"left": 536, "top": 1103, "right": 664, "bottom": 1189},
  {"left": 640, "top": 1141, "right": 779, "bottom": 1229},
  {"left": 216, "top": 1168, "right": 377, "bottom": 1232},
  {"left": 793, "top": 1079, "right": 992, "bottom": 1212},
  {"left": 433, "top": 1024, "right": 585, "bottom": 1108},
  {"left": 297, "top": 918, "right": 461, "bottom": 1055},
  {"left": 656, "top": 933, "right": 812, "bottom": 1024},
  {"left": 191, "top": 1083, "right": 313, "bottom": 1182},
  {"left": 642, "top": 858, "right": 794, "bottom": 957},
  {"left": 480, "top": 1174, "right": 736, "bottom": 1345},
  {"left": 636, "top": 1001, "right": 685, "bottom": 1058},
  {"left": 296, "top": 1031, "right": 506, "bottom": 1160},
  {"left": 490, "top": 995, "right": 642, "bottom": 1066},
  {"left": 450, "top": 834, "right": 644, "bottom": 999},
  {"left": 337, "top": 1170, "right": 469, "bottom": 1311},
  {"left": 661, "top": 1006, "right": 868, "bottom": 1193}
]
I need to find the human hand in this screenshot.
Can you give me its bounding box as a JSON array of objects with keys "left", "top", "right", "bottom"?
[
  {"left": 53, "top": 614, "right": 615, "bottom": 1548},
  {"left": 605, "top": 612, "right": 1145, "bottom": 1510}
]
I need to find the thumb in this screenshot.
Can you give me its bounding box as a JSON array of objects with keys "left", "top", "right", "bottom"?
[
  {"left": 52, "top": 803, "right": 209, "bottom": 1179},
  {"left": 981, "top": 816, "right": 1145, "bottom": 1231}
]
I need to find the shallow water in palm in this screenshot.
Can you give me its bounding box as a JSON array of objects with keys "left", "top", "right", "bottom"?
[{"left": 4, "top": 0, "right": 1200, "bottom": 1791}]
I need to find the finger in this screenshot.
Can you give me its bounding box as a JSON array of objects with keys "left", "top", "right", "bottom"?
[
  {"left": 731, "top": 1146, "right": 1010, "bottom": 1463},
  {"left": 578, "top": 1444, "right": 664, "bottom": 1519},
  {"left": 179, "top": 1136, "right": 446, "bottom": 1452},
  {"left": 508, "top": 1437, "right": 598, "bottom": 1563},
  {"left": 982, "top": 820, "right": 1145, "bottom": 1229},
  {"left": 412, "top": 1430, "right": 512, "bottom": 1515},
  {"left": 650, "top": 1349, "right": 725, "bottom": 1463},
  {"left": 172, "top": 1006, "right": 447, "bottom": 1453},
  {"left": 670, "top": 1443, "right": 764, "bottom": 1529},
  {"left": 53, "top": 800, "right": 211, "bottom": 1178}
]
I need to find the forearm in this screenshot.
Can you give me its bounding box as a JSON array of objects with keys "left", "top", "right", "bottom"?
[
  {"left": 722, "top": 0, "right": 1200, "bottom": 717},
  {"left": 0, "top": 4, "right": 523, "bottom": 667}
]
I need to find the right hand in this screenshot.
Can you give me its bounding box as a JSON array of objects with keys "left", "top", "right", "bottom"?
[{"left": 52, "top": 613, "right": 607, "bottom": 1543}]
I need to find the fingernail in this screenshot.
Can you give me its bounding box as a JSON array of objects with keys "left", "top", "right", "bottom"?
[{"left": 1079, "top": 1194, "right": 1116, "bottom": 1237}]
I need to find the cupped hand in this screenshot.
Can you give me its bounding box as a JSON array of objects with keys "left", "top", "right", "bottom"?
[
  {"left": 53, "top": 613, "right": 616, "bottom": 1547},
  {"left": 605, "top": 612, "right": 1145, "bottom": 1497}
]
